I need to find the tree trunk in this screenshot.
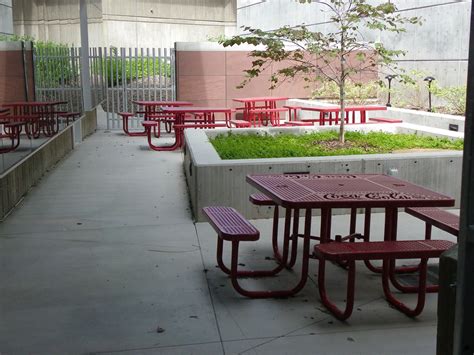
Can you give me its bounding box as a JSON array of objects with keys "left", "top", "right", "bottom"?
[
  {"left": 339, "top": 80, "right": 346, "bottom": 144},
  {"left": 339, "top": 26, "right": 346, "bottom": 144}
]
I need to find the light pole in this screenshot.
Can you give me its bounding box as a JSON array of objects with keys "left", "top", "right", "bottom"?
[
  {"left": 424, "top": 76, "right": 435, "bottom": 112},
  {"left": 385, "top": 75, "right": 395, "bottom": 107}
]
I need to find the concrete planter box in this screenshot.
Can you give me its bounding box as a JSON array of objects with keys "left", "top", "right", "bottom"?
[{"left": 183, "top": 125, "right": 462, "bottom": 222}]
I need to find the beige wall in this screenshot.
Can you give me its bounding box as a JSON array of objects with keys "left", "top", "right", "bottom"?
[{"left": 12, "top": 0, "right": 237, "bottom": 47}]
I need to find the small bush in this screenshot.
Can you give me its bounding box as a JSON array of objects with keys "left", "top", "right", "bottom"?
[
  {"left": 311, "top": 79, "right": 380, "bottom": 105},
  {"left": 103, "top": 55, "right": 171, "bottom": 87},
  {"left": 430, "top": 83, "right": 466, "bottom": 115}
]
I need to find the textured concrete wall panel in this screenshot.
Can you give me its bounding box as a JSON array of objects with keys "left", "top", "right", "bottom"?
[
  {"left": 13, "top": 0, "right": 236, "bottom": 47},
  {"left": 0, "top": 2, "right": 13, "bottom": 35},
  {"left": 236, "top": 0, "right": 470, "bottom": 88}
]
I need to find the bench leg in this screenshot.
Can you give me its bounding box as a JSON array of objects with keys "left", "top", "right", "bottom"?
[
  {"left": 388, "top": 260, "right": 439, "bottom": 293},
  {"left": 216, "top": 208, "right": 292, "bottom": 277},
  {"left": 145, "top": 125, "right": 180, "bottom": 151},
  {"left": 364, "top": 208, "right": 421, "bottom": 275},
  {"left": 382, "top": 258, "right": 428, "bottom": 317},
  {"left": 122, "top": 115, "right": 146, "bottom": 137},
  {"left": 228, "top": 209, "right": 312, "bottom": 298},
  {"left": 317, "top": 258, "right": 356, "bottom": 321}
]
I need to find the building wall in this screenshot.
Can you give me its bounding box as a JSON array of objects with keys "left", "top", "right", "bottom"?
[
  {"left": 175, "top": 42, "right": 377, "bottom": 107},
  {"left": 12, "top": 0, "right": 237, "bottom": 48},
  {"left": 0, "top": 0, "right": 14, "bottom": 36},
  {"left": 237, "top": 0, "right": 471, "bottom": 88},
  {"left": 0, "top": 41, "right": 35, "bottom": 103}
]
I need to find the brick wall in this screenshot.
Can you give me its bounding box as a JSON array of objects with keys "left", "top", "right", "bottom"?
[
  {"left": 0, "top": 41, "right": 35, "bottom": 104},
  {"left": 175, "top": 42, "right": 377, "bottom": 111}
]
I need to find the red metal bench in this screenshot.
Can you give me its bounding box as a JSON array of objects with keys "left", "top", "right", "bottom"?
[
  {"left": 313, "top": 239, "right": 455, "bottom": 320},
  {"left": 57, "top": 112, "right": 81, "bottom": 125},
  {"left": 118, "top": 112, "right": 147, "bottom": 136},
  {"left": 369, "top": 117, "right": 403, "bottom": 123},
  {"left": 405, "top": 207, "right": 459, "bottom": 238},
  {"left": 229, "top": 119, "right": 251, "bottom": 128},
  {"left": 248, "top": 107, "right": 287, "bottom": 127},
  {"left": 0, "top": 121, "right": 25, "bottom": 153},
  {"left": 203, "top": 206, "right": 304, "bottom": 298}
]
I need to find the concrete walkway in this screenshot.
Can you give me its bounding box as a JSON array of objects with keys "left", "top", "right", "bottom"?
[{"left": 0, "top": 117, "right": 458, "bottom": 354}]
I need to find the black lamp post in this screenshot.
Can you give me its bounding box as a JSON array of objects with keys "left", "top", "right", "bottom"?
[
  {"left": 385, "top": 75, "right": 396, "bottom": 107},
  {"left": 424, "top": 76, "right": 436, "bottom": 112}
]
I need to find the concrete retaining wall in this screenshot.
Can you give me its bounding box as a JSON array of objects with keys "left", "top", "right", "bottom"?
[
  {"left": 0, "top": 107, "right": 98, "bottom": 220},
  {"left": 184, "top": 127, "right": 463, "bottom": 222},
  {"left": 81, "top": 107, "right": 98, "bottom": 138},
  {"left": 0, "top": 125, "right": 73, "bottom": 219}
]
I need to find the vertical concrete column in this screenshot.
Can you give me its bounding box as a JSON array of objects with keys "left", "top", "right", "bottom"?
[{"left": 80, "top": 0, "right": 92, "bottom": 111}]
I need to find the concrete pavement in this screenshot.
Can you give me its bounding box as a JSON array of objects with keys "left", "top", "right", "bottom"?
[{"left": 0, "top": 115, "right": 458, "bottom": 354}]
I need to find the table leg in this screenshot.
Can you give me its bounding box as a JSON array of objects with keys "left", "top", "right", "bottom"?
[{"left": 320, "top": 207, "right": 332, "bottom": 243}]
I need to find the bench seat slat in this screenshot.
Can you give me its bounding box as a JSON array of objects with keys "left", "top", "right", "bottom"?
[
  {"left": 314, "top": 240, "right": 455, "bottom": 261},
  {"left": 203, "top": 206, "right": 260, "bottom": 241},
  {"left": 405, "top": 207, "right": 459, "bottom": 237},
  {"left": 249, "top": 193, "right": 277, "bottom": 206}
]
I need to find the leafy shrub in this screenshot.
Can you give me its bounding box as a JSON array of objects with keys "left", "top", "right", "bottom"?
[
  {"left": 103, "top": 53, "right": 171, "bottom": 87},
  {"left": 388, "top": 70, "right": 428, "bottom": 110},
  {"left": 430, "top": 83, "right": 466, "bottom": 115},
  {"left": 311, "top": 79, "right": 380, "bottom": 105}
]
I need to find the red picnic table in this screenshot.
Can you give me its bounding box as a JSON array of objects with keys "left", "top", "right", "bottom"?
[
  {"left": 2, "top": 101, "right": 68, "bottom": 137},
  {"left": 231, "top": 173, "right": 455, "bottom": 318},
  {"left": 233, "top": 96, "right": 289, "bottom": 127},
  {"left": 142, "top": 106, "right": 232, "bottom": 151},
  {"left": 120, "top": 100, "right": 194, "bottom": 137},
  {"left": 285, "top": 104, "right": 387, "bottom": 126},
  {"left": 0, "top": 118, "right": 26, "bottom": 153}
]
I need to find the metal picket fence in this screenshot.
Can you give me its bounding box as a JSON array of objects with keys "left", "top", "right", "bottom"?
[
  {"left": 34, "top": 45, "right": 175, "bottom": 129},
  {"left": 34, "top": 46, "right": 107, "bottom": 114},
  {"left": 34, "top": 46, "right": 83, "bottom": 113},
  {"left": 104, "top": 47, "right": 176, "bottom": 130}
]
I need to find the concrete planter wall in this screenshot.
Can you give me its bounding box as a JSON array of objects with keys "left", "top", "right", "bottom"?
[
  {"left": 183, "top": 125, "right": 463, "bottom": 222},
  {"left": 288, "top": 99, "right": 465, "bottom": 134}
]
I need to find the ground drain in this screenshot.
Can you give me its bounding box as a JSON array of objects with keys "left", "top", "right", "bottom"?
[{"left": 396, "top": 264, "right": 440, "bottom": 287}]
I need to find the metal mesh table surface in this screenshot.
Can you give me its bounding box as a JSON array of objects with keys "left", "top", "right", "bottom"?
[{"left": 246, "top": 174, "right": 455, "bottom": 209}]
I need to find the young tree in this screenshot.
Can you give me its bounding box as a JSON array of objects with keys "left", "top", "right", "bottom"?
[{"left": 221, "top": 0, "right": 421, "bottom": 143}]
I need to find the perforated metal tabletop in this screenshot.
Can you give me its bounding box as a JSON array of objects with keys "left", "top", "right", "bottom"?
[{"left": 246, "top": 174, "right": 455, "bottom": 209}]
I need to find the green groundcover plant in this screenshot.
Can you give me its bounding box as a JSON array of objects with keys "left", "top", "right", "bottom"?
[{"left": 210, "top": 131, "right": 463, "bottom": 160}]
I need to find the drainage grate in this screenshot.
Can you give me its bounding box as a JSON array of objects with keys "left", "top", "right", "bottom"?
[{"left": 396, "top": 264, "right": 439, "bottom": 287}]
